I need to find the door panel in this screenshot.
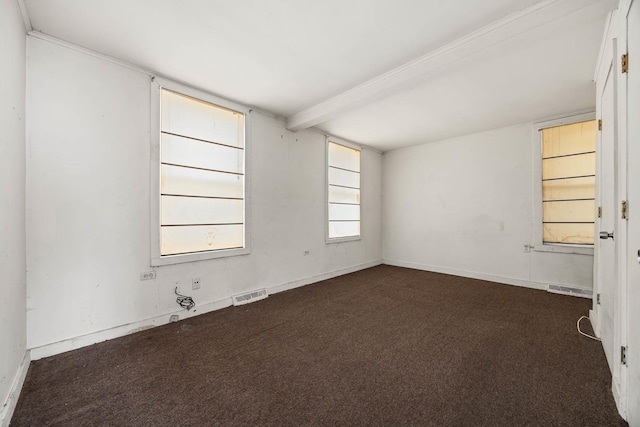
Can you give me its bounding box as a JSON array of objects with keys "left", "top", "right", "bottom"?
[{"left": 597, "top": 61, "right": 616, "bottom": 373}]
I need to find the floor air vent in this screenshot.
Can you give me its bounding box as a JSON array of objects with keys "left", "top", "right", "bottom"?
[
  {"left": 547, "top": 284, "right": 592, "bottom": 298},
  {"left": 232, "top": 289, "right": 268, "bottom": 306}
]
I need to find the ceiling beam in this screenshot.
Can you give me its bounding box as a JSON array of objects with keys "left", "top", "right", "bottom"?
[{"left": 286, "top": 0, "right": 617, "bottom": 132}]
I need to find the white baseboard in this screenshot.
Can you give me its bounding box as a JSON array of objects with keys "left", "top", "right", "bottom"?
[
  {"left": 612, "top": 377, "right": 627, "bottom": 420},
  {"left": 382, "top": 259, "right": 548, "bottom": 291},
  {"left": 30, "top": 297, "right": 233, "bottom": 360},
  {"left": 589, "top": 309, "right": 625, "bottom": 421},
  {"left": 0, "top": 350, "right": 30, "bottom": 427},
  {"left": 268, "top": 259, "right": 382, "bottom": 295},
  {"left": 30, "top": 259, "right": 383, "bottom": 360},
  {"left": 589, "top": 309, "right": 599, "bottom": 337}
]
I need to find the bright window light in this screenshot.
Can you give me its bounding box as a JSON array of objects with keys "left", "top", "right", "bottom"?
[
  {"left": 160, "top": 89, "right": 245, "bottom": 256},
  {"left": 328, "top": 141, "right": 361, "bottom": 239},
  {"left": 541, "top": 120, "right": 596, "bottom": 245}
]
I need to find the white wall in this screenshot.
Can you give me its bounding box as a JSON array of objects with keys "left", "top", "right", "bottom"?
[
  {"left": 383, "top": 123, "right": 593, "bottom": 290},
  {"left": 0, "top": 0, "right": 27, "bottom": 417},
  {"left": 26, "top": 37, "right": 382, "bottom": 351}
]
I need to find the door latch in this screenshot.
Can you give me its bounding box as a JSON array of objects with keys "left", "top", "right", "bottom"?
[{"left": 599, "top": 231, "right": 614, "bottom": 240}]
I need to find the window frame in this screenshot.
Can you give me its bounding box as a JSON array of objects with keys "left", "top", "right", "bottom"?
[
  {"left": 325, "top": 136, "right": 362, "bottom": 244},
  {"left": 532, "top": 111, "right": 595, "bottom": 256},
  {"left": 150, "top": 77, "right": 251, "bottom": 266}
]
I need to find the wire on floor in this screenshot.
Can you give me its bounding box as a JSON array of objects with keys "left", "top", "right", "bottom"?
[
  {"left": 577, "top": 315, "right": 600, "bottom": 341},
  {"left": 175, "top": 287, "right": 195, "bottom": 311}
]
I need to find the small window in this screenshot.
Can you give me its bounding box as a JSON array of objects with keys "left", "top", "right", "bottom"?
[
  {"left": 327, "top": 141, "right": 361, "bottom": 240},
  {"left": 151, "top": 79, "right": 249, "bottom": 265},
  {"left": 541, "top": 120, "right": 596, "bottom": 245}
]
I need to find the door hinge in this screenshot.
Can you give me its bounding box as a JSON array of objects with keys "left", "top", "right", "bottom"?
[
  {"left": 622, "top": 201, "right": 628, "bottom": 219},
  {"left": 598, "top": 119, "right": 602, "bottom": 131},
  {"left": 622, "top": 53, "right": 629, "bottom": 73},
  {"left": 622, "top": 346, "right": 628, "bottom": 365},
  {"left": 597, "top": 206, "right": 602, "bottom": 218},
  {"left": 597, "top": 293, "right": 601, "bottom": 305}
]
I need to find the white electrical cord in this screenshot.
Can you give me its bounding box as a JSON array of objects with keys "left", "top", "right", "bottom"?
[{"left": 577, "top": 315, "right": 601, "bottom": 341}]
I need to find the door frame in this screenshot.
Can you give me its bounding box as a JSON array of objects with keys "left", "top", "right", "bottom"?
[
  {"left": 593, "top": 5, "right": 630, "bottom": 419},
  {"left": 616, "top": 0, "right": 630, "bottom": 418},
  {"left": 620, "top": 1, "right": 639, "bottom": 423}
]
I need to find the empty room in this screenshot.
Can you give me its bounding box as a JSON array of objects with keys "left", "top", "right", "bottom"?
[{"left": 2, "top": 0, "right": 640, "bottom": 425}]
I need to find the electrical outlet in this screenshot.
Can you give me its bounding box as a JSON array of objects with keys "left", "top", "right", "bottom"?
[
  {"left": 192, "top": 278, "right": 201, "bottom": 290},
  {"left": 303, "top": 250, "right": 310, "bottom": 256},
  {"left": 523, "top": 244, "right": 533, "bottom": 253},
  {"left": 140, "top": 271, "right": 156, "bottom": 281},
  {"left": 170, "top": 315, "right": 179, "bottom": 323}
]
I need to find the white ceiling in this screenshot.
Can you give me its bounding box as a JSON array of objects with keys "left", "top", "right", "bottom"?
[
  {"left": 24, "top": 0, "right": 613, "bottom": 151},
  {"left": 317, "top": 5, "right": 609, "bottom": 150}
]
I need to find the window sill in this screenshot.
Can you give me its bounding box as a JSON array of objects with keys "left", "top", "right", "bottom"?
[
  {"left": 151, "top": 247, "right": 250, "bottom": 266},
  {"left": 326, "top": 236, "right": 361, "bottom": 244},
  {"left": 532, "top": 243, "right": 593, "bottom": 256}
]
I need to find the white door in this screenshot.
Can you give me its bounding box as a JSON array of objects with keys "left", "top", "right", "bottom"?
[
  {"left": 596, "top": 58, "right": 617, "bottom": 373},
  {"left": 625, "top": 0, "right": 640, "bottom": 422}
]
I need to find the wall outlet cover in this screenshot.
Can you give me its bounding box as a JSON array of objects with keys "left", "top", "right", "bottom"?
[{"left": 140, "top": 271, "right": 156, "bottom": 281}]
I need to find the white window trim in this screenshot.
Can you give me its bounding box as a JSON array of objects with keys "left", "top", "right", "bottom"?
[
  {"left": 532, "top": 111, "right": 595, "bottom": 256},
  {"left": 150, "top": 77, "right": 252, "bottom": 266},
  {"left": 325, "top": 136, "right": 362, "bottom": 244}
]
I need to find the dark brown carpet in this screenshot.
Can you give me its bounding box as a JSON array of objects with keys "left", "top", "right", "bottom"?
[{"left": 12, "top": 265, "right": 625, "bottom": 426}]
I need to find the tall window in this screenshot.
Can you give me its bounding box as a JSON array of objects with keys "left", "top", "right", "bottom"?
[
  {"left": 541, "top": 120, "right": 596, "bottom": 245},
  {"left": 327, "top": 141, "right": 361, "bottom": 240},
  {"left": 159, "top": 88, "right": 246, "bottom": 258}
]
